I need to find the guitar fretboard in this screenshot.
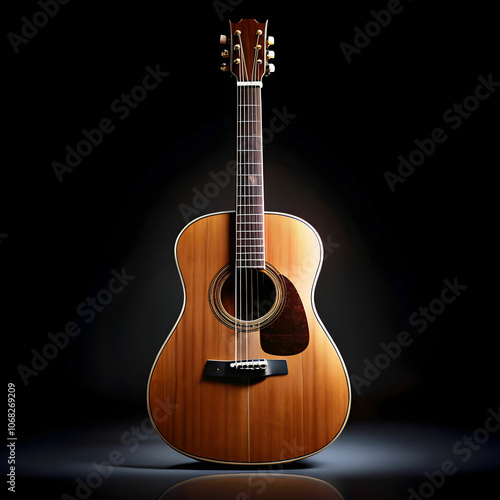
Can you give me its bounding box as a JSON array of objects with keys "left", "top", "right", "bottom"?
[{"left": 236, "top": 85, "right": 265, "bottom": 269}]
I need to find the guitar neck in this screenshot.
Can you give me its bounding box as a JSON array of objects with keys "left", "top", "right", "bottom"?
[{"left": 236, "top": 84, "right": 265, "bottom": 269}]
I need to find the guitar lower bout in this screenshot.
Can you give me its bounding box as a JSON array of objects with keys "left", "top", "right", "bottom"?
[{"left": 147, "top": 211, "right": 351, "bottom": 464}]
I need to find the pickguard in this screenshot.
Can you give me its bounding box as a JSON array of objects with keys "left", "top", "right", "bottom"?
[{"left": 260, "top": 275, "right": 309, "bottom": 355}]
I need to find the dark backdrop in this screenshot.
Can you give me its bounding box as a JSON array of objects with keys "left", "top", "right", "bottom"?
[{"left": 4, "top": 0, "right": 498, "bottom": 444}]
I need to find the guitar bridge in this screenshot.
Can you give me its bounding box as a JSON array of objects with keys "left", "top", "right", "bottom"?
[{"left": 204, "top": 359, "right": 288, "bottom": 378}]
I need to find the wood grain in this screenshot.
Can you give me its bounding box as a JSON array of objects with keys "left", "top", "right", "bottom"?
[{"left": 147, "top": 212, "right": 350, "bottom": 464}]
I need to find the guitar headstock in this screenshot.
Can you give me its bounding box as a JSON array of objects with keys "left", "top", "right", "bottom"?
[{"left": 220, "top": 19, "right": 275, "bottom": 83}]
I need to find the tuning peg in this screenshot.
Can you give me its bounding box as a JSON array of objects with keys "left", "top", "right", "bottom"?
[
  {"left": 220, "top": 63, "right": 229, "bottom": 72},
  {"left": 267, "top": 36, "right": 275, "bottom": 47},
  {"left": 267, "top": 50, "right": 275, "bottom": 60},
  {"left": 221, "top": 49, "right": 229, "bottom": 58},
  {"left": 266, "top": 63, "right": 276, "bottom": 74},
  {"left": 220, "top": 34, "right": 228, "bottom": 44}
]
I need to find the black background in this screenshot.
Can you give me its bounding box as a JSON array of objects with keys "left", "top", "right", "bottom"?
[{"left": 3, "top": 0, "right": 499, "bottom": 496}]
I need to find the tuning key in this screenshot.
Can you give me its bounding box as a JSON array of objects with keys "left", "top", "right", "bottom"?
[
  {"left": 221, "top": 49, "right": 229, "bottom": 58},
  {"left": 267, "top": 36, "right": 275, "bottom": 47},
  {"left": 267, "top": 50, "right": 275, "bottom": 60},
  {"left": 220, "top": 34, "right": 228, "bottom": 45},
  {"left": 220, "top": 63, "right": 229, "bottom": 72},
  {"left": 266, "top": 63, "right": 276, "bottom": 74}
]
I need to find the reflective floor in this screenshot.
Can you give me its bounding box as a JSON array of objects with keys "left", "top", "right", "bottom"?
[{"left": 18, "top": 419, "right": 500, "bottom": 499}]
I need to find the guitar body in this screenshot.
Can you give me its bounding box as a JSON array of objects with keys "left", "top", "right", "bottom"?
[{"left": 147, "top": 211, "right": 351, "bottom": 464}]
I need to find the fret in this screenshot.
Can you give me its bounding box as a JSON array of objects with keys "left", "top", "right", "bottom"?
[{"left": 236, "top": 85, "right": 265, "bottom": 269}]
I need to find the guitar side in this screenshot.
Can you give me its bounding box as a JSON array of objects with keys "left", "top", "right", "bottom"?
[{"left": 147, "top": 211, "right": 351, "bottom": 464}]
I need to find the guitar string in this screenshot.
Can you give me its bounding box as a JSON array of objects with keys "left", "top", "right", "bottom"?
[
  {"left": 235, "top": 30, "right": 243, "bottom": 366},
  {"left": 248, "top": 36, "right": 258, "bottom": 366},
  {"left": 243, "top": 34, "right": 253, "bottom": 367},
  {"left": 242, "top": 40, "right": 250, "bottom": 366},
  {"left": 252, "top": 32, "right": 263, "bottom": 366},
  {"left": 235, "top": 29, "right": 264, "bottom": 367},
  {"left": 237, "top": 31, "right": 249, "bottom": 367},
  {"left": 235, "top": 75, "right": 240, "bottom": 367},
  {"left": 250, "top": 36, "right": 259, "bottom": 366},
  {"left": 246, "top": 32, "right": 262, "bottom": 366},
  {"left": 240, "top": 54, "right": 245, "bottom": 366},
  {"left": 248, "top": 83, "right": 253, "bottom": 366}
]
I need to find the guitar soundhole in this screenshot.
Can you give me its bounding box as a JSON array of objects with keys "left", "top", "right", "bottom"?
[
  {"left": 222, "top": 270, "right": 275, "bottom": 320},
  {"left": 209, "top": 263, "right": 286, "bottom": 330}
]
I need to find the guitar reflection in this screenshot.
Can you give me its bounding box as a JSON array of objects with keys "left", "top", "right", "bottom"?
[{"left": 158, "top": 473, "right": 344, "bottom": 500}]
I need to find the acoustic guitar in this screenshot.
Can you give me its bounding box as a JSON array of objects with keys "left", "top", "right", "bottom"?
[{"left": 147, "top": 18, "right": 351, "bottom": 464}]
